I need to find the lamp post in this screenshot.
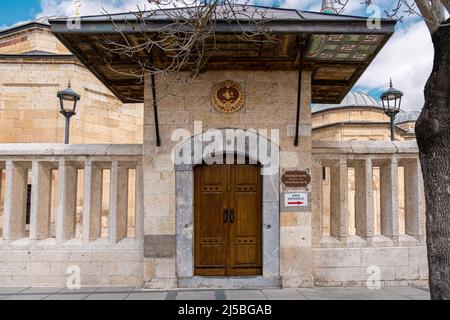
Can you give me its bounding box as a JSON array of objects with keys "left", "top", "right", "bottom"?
[
  {"left": 380, "top": 79, "right": 403, "bottom": 141},
  {"left": 57, "top": 82, "right": 80, "bottom": 144}
]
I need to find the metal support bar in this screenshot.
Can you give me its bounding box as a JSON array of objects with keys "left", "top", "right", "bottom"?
[
  {"left": 294, "top": 63, "right": 302, "bottom": 147},
  {"left": 64, "top": 116, "right": 70, "bottom": 145},
  {"left": 390, "top": 114, "right": 395, "bottom": 141},
  {"left": 60, "top": 111, "right": 75, "bottom": 145},
  {"left": 151, "top": 73, "right": 161, "bottom": 147}
]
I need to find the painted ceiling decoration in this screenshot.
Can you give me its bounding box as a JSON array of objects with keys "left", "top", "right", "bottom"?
[{"left": 306, "top": 34, "right": 383, "bottom": 62}]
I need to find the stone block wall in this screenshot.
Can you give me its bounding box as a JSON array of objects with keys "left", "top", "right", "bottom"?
[
  {"left": 0, "top": 59, "right": 143, "bottom": 144},
  {"left": 0, "top": 245, "right": 143, "bottom": 287},
  {"left": 142, "top": 70, "right": 313, "bottom": 288},
  {"left": 0, "top": 25, "right": 70, "bottom": 54},
  {"left": 312, "top": 245, "right": 428, "bottom": 287}
]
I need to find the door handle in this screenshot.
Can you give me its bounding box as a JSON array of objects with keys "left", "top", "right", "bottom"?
[
  {"left": 230, "top": 209, "right": 235, "bottom": 223},
  {"left": 223, "top": 209, "right": 228, "bottom": 223}
]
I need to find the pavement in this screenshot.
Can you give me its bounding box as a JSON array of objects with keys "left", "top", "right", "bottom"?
[{"left": 0, "top": 286, "right": 430, "bottom": 300}]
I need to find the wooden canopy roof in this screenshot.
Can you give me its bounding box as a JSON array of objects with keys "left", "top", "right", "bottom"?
[{"left": 49, "top": 5, "right": 396, "bottom": 104}]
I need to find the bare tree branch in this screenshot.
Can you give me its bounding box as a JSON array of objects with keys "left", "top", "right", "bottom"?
[
  {"left": 415, "top": 0, "right": 440, "bottom": 32},
  {"left": 100, "top": 0, "right": 275, "bottom": 82},
  {"left": 343, "top": 0, "right": 449, "bottom": 33},
  {"left": 431, "top": 0, "right": 447, "bottom": 22},
  {"left": 438, "top": 0, "right": 450, "bottom": 14}
]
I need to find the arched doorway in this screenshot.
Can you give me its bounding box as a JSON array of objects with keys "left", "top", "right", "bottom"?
[{"left": 174, "top": 128, "right": 280, "bottom": 287}]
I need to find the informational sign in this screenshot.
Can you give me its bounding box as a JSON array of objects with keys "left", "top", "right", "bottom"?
[
  {"left": 281, "top": 170, "right": 311, "bottom": 189},
  {"left": 284, "top": 193, "right": 308, "bottom": 207}
]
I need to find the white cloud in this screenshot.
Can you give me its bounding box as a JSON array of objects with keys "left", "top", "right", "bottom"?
[
  {"left": 355, "top": 20, "right": 433, "bottom": 111},
  {"left": 37, "top": 0, "right": 151, "bottom": 18}
]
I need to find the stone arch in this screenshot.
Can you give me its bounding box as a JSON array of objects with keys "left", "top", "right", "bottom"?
[{"left": 174, "top": 128, "right": 280, "bottom": 288}]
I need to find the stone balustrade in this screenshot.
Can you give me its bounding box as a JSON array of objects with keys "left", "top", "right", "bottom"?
[
  {"left": 311, "top": 140, "right": 426, "bottom": 248},
  {"left": 0, "top": 144, "right": 144, "bottom": 247},
  {"left": 0, "top": 142, "right": 427, "bottom": 287}
]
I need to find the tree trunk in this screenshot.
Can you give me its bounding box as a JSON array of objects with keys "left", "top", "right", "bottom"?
[{"left": 415, "top": 19, "right": 450, "bottom": 300}]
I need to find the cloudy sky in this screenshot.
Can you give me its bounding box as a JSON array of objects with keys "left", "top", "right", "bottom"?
[{"left": 0, "top": 0, "right": 435, "bottom": 111}]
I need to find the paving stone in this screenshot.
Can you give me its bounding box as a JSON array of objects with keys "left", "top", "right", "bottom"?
[
  {"left": 0, "top": 287, "right": 27, "bottom": 294},
  {"left": 262, "top": 289, "right": 306, "bottom": 300},
  {"left": 366, "top": 294, "right": 412, "bottom": 300},
  {"left": 58, "top": 287, "right": 99, "bottom": 294},
  {"left": 176, "top": 291, "right": 216, "bottom": 300},
  {"left": 410, "top": 294, "right": 430, "bottom": 300},
  {"left": 84, "top": 293, "right": 129, "bottom": 300},
  {"left": 3, "top": 294, "right": 48, "bottom": 300},
  {"left": 44, "top": 293, "right": 90, "bottom": 300},
  {"left": 224, "top": 290, "right": 267, "bottom": 300},
  {"left": 0, "top": 287, "right": 432, "bottom": 300},
  {"left": 95, "top": 287, "right": 136, "bottom": 293},
  {"left": 324, "top": 294, "right": 370, "bottom": 300},
  {"left": 20, "top": 287, "right": 62, "bottom": 294},
  {"left": 362, "top": 289, "right": 414, "bottom": 300},
  {"left": 302, "top": 294, "right": 331, "bottom": 300},
  {"left": 126, "top": 292, "right": 168, "bottom": 300},
  {"left": 383, "top": 286, "right": 427, "bottom": 296}
]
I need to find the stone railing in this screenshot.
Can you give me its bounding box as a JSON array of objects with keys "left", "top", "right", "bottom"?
[
  {"left": 311, "top": 141, "right": 425, "bottom": 248},
  {"left": 0, "top": 144, "right": 143, "bottom": 248}
]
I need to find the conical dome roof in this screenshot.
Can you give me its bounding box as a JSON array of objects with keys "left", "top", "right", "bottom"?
[{"left": 395, "top": 110, "right": 420, "bottom": 124}]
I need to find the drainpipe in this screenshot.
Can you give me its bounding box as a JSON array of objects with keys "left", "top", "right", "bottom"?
[
  {"left": 294, "top": 63, "right": 302, "bottom": 147},
  {"left": 151, "top": 73, "right": 161, "bottom": 147}
]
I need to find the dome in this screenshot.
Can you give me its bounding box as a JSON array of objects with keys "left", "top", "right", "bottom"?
[
  {"left": 312, "top": 91, "right": 382, "bottom": 113},
  {"left": 395, "top": 110, "right": 420, "bottom": 124}
]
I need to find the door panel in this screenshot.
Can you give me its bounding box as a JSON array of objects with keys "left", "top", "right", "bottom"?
[
  {"left": 194, "top": 165, "right": 228, "bottom": 276},
  {"left": 229, "top": 165, "right": 262, "bottom": 275},
  {"left": 194, "top": 163, "right": 262, "bottom": 277}
]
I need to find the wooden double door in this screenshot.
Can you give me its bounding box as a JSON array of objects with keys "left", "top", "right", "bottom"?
[{"left": 194, "top": 163, "right": 262, "bottom": 276}]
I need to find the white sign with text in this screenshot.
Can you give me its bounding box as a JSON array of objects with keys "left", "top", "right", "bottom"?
[{"left": 284, "top": 193, "right": 308, "bottom": 207}]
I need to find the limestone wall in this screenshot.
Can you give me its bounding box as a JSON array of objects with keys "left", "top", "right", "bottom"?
[
  {"left": 0, "top": 246, "right": 143, "bottom": 287},
  {"left": 141, "top": 70, "right": 313, "bottom": 288},
  {"left": 0, "top": 25, "right": 70, "bottom": 54},
  {"left": 0, "top": 58, "right": 143, "bottom": 144},
  {"left": 312, "top": 246, "right": 428, "bottom": 287}
]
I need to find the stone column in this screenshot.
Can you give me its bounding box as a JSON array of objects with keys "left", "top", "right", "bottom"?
[
  {"left": 142, "top": 75, "right": 177, "bottom": 288},
  {"left": 56, "top": 160, "right": 78, "bottom": 241},
  {"left": 109, "top": 160, "right": 129, "bottom": 243},
  {"left": 330, "top": 157, "right": 348, "bottom": 241},
  {"left": 29, "top": 161, "right": 53, "bottom": 240},
  {"left": 280, "top": 69, "right": 313, "bottom": 288},
  {"left": 3, "top": 160, "right": 28, "bottom": 240},
  {"left": 175, "top": 169, "right": 194, "bottom": 278},
  {"left": 82, "top": 160, "right": 103, "bottom": 242},
  {"left": 403, "top": 158, "right": 424, "bottom": 238},
  {"left": 354, "top": 158, "right": 374, "bottom": 242},
  {"left": 134, "top": 162, "right": 144, "bottom": 239},
  {"left": 380, "top": 158, "right": 399, "bottom": 241},
  {"left": 311, "top": 158, "right": 323, "bottom": 246}
]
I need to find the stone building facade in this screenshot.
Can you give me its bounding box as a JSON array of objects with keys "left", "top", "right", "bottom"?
[
  {"left": 0, "top": 5, "right": 428, "bottom": 288},
  {"left": 0, "top": 22, "right": 143, "bottom": 144}
]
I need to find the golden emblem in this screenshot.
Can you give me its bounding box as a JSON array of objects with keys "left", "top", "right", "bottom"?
[{"left": 211, "top": 80, "right": 245, "bottom": 113}]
